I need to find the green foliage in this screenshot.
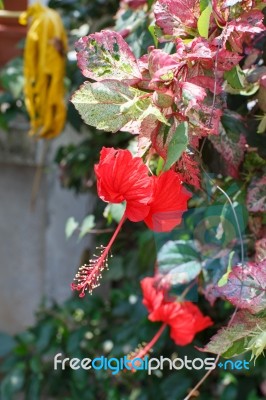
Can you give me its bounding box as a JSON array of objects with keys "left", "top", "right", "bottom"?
[
  {"left": 197, "top": 2, "right": 212, "bottom": 39},
  {"left": 157, "top": 240, "right": 201, "bottom": 286},
  {"left": 224, "top": 66, "right": 245, "bottom": 90},
  {"left": 79, "top": 215, "right": 96, "bottom": 238},
  {"left": 65, "top": 215, "right": 96, "bottom": 239},
  {"left": 163, "top": 122, "right": 188, "bottom": 171},
  {"left": 0, "top": 58, "right": 25, "bottom": 130},
  {"left": 1, "top": 291, "right": 266, "bottom": 399},
  {"left": 65, "top": 217, "right": 79, "bottom": 239},
  {"left": 200, "top": 311, "right": 266, "bottom": 358}
]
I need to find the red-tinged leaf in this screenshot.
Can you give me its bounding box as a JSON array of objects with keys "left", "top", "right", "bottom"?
[
  {"left": 226, "top": 10, "right": 264, "bottom": 52},
  {"left": 75, "top": 30, "right": 142, "bottom": 84},
  {"left": 217, "top": 261, "right": 266, "bottom": 314},
  {"left": 216, "top": 49, "right": 243, "bottom": 72},
  {"left": 188, "top": 104, "right": 222, "bottom": 140},
  {"left": 180, "top": 81, "right": 206, "bottom": 111},
  {"left": 230, "top": 10, "right": 264, "bottom": 34},
  {"left": 154, "top": 0, "right": 200, "bottom": 37},
  {"left": 187, "top": 76, "right": 223, "bottom": 94},
  {"left": 120, "top": 119, "right": 142, "bottom": 135},
  {"left": 248, "top": 215, "right": 264, "bottom": 239},
  {"left": 148, "top": 49, "right": 179, "bottom": 78},
  {"left": 209, "top": 130, "right": 246, "bottom": 179},
  {"left": 176, "top": 152, "right": 201, "bottom": 188},
  {"left": 202, "top": 283, "right": 221, "bottom": 307},
  {"left": 186, "top": 38, "right": 213, "bottom": 64},
  {"left": 151, "top": 120, "right": 175, "bottom": 159},
  {"left": 212, "top": 0, "right": 229, "bottom": 26},
  {"left": 247, "top": 177, "right": 266, "bottom": 213},
  {"left": 255, "top": 238, "right": 266, "bottom": 264},
  {"left": 198, "top": 310, "right": 266, "bottom": 357},
  {"left": 123, "top": 0, "right": 146, "bottom": 8},
  {"left": 138, "top": 115, "right": 159, "bottom": 155}
]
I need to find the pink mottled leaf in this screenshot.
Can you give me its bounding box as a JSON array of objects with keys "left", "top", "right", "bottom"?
[
  {"left": 148, "top": 49, "right": 179, "bottom": 78},
  {"left": 209, "top": 129, "right": 246, "bottom": 179},
  {"left": 216, "top": 49, "right": 243, "bottom": 71},
  {"left": 247, "top": 177, "right": 266, "bottom": 212},
  {"left": 176, "top": 152, "right": 201, "bottom": 188},
  {"left": 138, "top": 115, "right": 159, "bottom": 155},
  {"left": 187, "top": 76, "right": 222, "bottom": 94},
  {"left": 75, "top": 30, "right": 142, "bottom": 84},
  {"left": 224, "top": 10, "right": 265, "bottom": 52},
  {"left": 186, "top": 38, "right": 213, "bottom": 61},
  {"left": 148, "top": 49, "right": 179, "bottom": 87},
  {"left": 217, "top": 261, "right": 266, "bottom": 314},
  {"left": 154, "top": 0, "right": 200, "bottom": 37},
  {"left": 229, "top": 10, "right": 264, "bottom": 34},
  {"left": 180, "top": 81, "right": 206, "bottom": 111},
  {"left": 255, "top": 238, "right": 266, "bottom": 264},
  {"left": 198, "top": 310, "right": 266, "bottom": 356}
]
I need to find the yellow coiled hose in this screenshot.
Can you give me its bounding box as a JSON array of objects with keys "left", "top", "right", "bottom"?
[{"left": 19, "top": 3, "right": 67, "bottom": 139}]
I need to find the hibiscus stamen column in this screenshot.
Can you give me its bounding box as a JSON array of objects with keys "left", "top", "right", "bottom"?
[
  {"left": 129, "top": 323, "right": 167, "bottom": 363},
  {"left": 71, "top": 213, "right": 127, "bottom": 297}
]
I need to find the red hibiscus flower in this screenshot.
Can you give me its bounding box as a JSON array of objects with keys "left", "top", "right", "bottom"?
[
  {"left": 168, "top": 302, "right": 213, "bottom": 346},
  {"left": 144, "top": 170, "right": 191, "bottom": 232},
  {"left": 141, "top": 276, "right": 213, "bottom": 346},
  {"left": 95, "top": 148, "right": 191, "bottom": 231},
  {"left": 94, "top": 147, "right": 153, "bottom": 222},
  {"left": 71, "top": 150, "right": 192, "bottom": 298},
  {"left": 140, "top": 276, "right": 165, "bottom": 313}
]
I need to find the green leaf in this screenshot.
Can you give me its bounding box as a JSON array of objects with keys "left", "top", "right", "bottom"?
[
  {"left": 79, "top": 215, "right": 95, "bottom": 239},
  {"left": 224, "top": 66, "right": 245, "bottom": 90},
  {"left": 25, "top": 374, "right": 41, "bottom": 400},
  {"left": 163, "top": 122, "right": 188, "bottom": 171},
  {"left": 217, "top": 251, "right": 234, "bottom": 287},
  {"left": 71, "top": 81, "right": 150, "bottom": 133},
  {"left": 65, "top": 217, "right": 79, "bottom": 239},
  {"left": 35, "top": 320, "right": 56, "bottom": 352},
  {"left": 200, "top": 0, "right": 209, "bottom": 12},
  {"left": 157, "top": 240, "right": 201, "bottom": 285},
  {"left": 222, "top": 338, "right": 247, "bottom": 358},
  {"left": 199, "top": 310, "right": 266, "bottom": 357},
  {"left": 197, "top": 3, "right": 212, "bottom": 39},
  {"left": 156, "top": 156, "right": 164, "bottom": 176},
  {"left": 0, "top": 1, "right": 4, "bottom": 10},
  {"left": 0, "top": 364, "right": 25, "bottom": 400},
  {"left": 104, "top": 203, "right": 126, "bottom": 224},
  {"left": 0, "top": 333, "right": 16, "bottom": 357},
  {"left": 257, "top": 114, "right": 266, "bottom": 134},
  {"left": 148, "top": 23, "right": 158, "bottom": 47}
]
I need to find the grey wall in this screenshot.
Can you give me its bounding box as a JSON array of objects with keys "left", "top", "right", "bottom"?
[{"left": 0, "top": 121, "right": 93, "bottom": 334}]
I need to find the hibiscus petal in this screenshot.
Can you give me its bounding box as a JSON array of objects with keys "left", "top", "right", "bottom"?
[
  {"left": 169, "top": 302, "right": 213, "bottom": 345},
  {"left": 144, "top": 170, "right": 191, "bottom": 232},
  {"left": 141, "top": 277, "right": 165, "bottom": 313},
  {"left": 94, "top": 147, "right": 153, "bottom": 222}
]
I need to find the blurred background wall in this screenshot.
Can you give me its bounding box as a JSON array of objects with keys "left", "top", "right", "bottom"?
[{"left": 0, "top": 121, "right": 92, "bottom": 334}]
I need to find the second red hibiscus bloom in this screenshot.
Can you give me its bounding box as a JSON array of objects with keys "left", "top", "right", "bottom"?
[{"left": 141, "top": 276, "right": 213, "bottom": 346}]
